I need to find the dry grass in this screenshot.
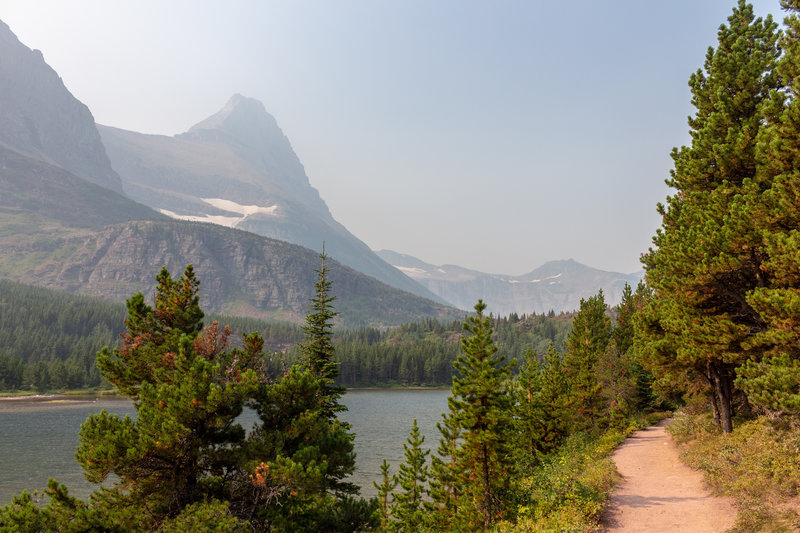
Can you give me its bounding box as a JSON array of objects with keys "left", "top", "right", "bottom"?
[{"left": 668, "top": 414, "right": 800, "bottom": 532}]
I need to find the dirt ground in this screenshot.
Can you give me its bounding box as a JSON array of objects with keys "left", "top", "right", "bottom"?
[{"left": 601, "top": 419, "right": 737, "bottom": 532}]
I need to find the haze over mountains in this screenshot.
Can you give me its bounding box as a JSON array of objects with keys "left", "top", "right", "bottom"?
[
  {"left": 377, "top": 250, "right": 643, "bottom": 315},
  {"left": 0, "top": 16, "right": 640, "bottom": 322},
  {"left": 0, "top": 19, "right": 458, "bottom": 327},
  {"left": 98, "top": 95, "right": 442, "bottom": 303}
]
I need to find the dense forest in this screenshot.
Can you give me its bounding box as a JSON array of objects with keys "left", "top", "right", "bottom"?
[
  {"left": 0, "top": 279, "right": 572, "bottom": 392},
  {"left": 3, "top": 0, "right": 800, "bottom": 530}
]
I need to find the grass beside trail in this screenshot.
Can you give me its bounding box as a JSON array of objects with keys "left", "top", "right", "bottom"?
[{"left": 669, "top": 413, "right": 800, "bottom": 532}]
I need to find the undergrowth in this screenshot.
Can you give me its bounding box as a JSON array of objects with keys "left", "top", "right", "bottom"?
[{"left": 668, "top": 413, "right": 800, "bottom": 532}]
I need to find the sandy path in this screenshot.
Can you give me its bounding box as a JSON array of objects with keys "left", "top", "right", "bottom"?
[{"left": 601, "top": 419, "right": 737, "bottom": 532}]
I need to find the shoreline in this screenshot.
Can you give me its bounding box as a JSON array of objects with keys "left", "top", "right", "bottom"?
[{"left": 0, "top": 386, "right": 450, "bottom": 401}]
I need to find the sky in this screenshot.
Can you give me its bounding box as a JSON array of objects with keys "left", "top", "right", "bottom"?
[{"left": 0, "top": 0, "right": 786, "bottom": 275}]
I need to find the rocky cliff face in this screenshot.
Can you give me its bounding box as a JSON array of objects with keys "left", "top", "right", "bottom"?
[
  {"left": 0, "top": 21, "right": 123, "bottom": 193},
  {"left": 0, "top": 218, "right": 460, "bottom": 327},
  {"left": 377, "top": 250, "right": 643, "bottom": 315},
  {"left": 98, "top": 96, "right": 443, "bottom": 304}
]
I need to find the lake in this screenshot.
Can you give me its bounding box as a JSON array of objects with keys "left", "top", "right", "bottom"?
[{"left": 0, "top": 388, "right": 450, "bottom": 504}]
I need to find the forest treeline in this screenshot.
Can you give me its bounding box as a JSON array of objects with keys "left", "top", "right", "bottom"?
[
  {"left": 0, "top": 280, "right": 301, "bottom": 392},
  {"left": 0, "top": 278, "right": 572, "bottom": 392}
]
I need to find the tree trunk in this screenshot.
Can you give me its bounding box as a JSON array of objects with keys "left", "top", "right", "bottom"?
[
  {"left": 705, "top": 364, "right": 721, "bottom": 427},
  {"left": 710, "top": 391, "right": 721, "bottom": 427},
  {"left": 482, "top": 441, "right": 491, "bottom": 530},
  {"left": 711, "top": 363, "right": 733, "bottom": 433}
]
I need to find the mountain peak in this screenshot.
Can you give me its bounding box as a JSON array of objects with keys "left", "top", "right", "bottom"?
[{"left": 184, "top": 94, "right": 280, "bottom": 144}]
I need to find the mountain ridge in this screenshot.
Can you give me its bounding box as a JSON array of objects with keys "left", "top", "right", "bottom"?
[
  {"left": 376, "top": 250, "right": 643, "bottom": 315},
  {"left": 0, "top": 20, "right": 123, "bottom": 193}
]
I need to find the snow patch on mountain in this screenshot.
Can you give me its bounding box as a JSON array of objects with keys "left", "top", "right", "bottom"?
[{"left": 201, "top": 198, "right": 279, "bottom": 217}]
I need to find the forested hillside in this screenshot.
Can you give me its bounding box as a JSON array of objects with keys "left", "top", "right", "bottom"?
[{"left": 0, "top": 278, "right": 572, "bottom": 392}]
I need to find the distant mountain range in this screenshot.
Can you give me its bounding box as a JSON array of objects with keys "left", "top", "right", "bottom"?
[
  {"left": 97, "top": 95, "right": 442, "bottom": 303},
  {"left": 0, "top": 19, "right": 459, "bottom": 327},
  {"left": 376, "top": 250, "right": 643, "bottom": 315}
]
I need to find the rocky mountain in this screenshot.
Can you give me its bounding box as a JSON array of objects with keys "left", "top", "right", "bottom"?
[
  {"left": 0, "top": 20, "right": 459, "bottom": 327},
  {"left": 0, "top": 144, "right": 459, "bottom": 327},
  {"left": 0, "top": 214, "right": 460, "bottom": 327},
  {"left": 376, "top": 250, "right": 643, "bottom": 315},
  {"left": 98, "top": 95, "right": 442, "bottom": 303},
  {"left": 0, "top": 20, "right": 123, "bottom": 193}
]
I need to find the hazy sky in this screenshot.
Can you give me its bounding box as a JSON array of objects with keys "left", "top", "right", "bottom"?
[{"left": 0, "top": 1, "right": 785, "bottom": 275}]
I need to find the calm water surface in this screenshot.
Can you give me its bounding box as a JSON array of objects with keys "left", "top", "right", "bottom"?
[{"left": 0, "top": 389, "right": 449, "bottom": 503}]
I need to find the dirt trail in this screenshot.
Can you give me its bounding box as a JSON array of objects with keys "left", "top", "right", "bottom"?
[{"left": 601, "top": 419, "right": 737, "bottom": 532}]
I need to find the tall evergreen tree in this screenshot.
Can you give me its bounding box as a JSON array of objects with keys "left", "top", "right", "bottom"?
[
  {"left": 389, "top": 419, "right": 430, "bottom": 531},
  {"left": 437, "top": 300, "right": 515, "bottom": 530},
  {"left": 427, "top": 412, "right": 462, "bottom": 530},
  {"left": 738, "top": 0, "right": 800, "bottom": 415},
  {"left": 639, "top": 0, "right": 780, "bottom": 432},
  {"left": 299, "top": 248, "right": 346, "bottom": 418},
  {"left": 373, "top": 459, "right": 396, "bottom": 531},
  {"left": 247, "top": 249, "right": 363, "bottom": 530},
  {"left": 563, "top": 291, "right": 611, "bottom": 432},
  {"left": 76, "top": 266, "right": 267, "bottom": 529},
  {"left": 514, "top": 344, "right": 570, "bottom": 467}
]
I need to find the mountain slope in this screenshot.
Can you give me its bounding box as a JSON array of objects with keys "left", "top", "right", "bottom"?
[
  {"left": 98, "top": 95, "right": 443, "bottom": 303},
  {"left": 0, "top": 145, "right": 163, "bottom": 228},
  {"left": 0, "top": 20, "right": 123, "bottom": 193},
  {"left": 0, "top": 147, "right": 459, "bottom": 327},
  {"left": 0, "top": 216, "right": 459, "bottom": 327},
  {"left": 377, "top": 250, "right": 643, "bottom": 315}
]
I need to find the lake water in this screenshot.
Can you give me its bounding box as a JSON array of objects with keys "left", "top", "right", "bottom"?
[{"left": 0, "top": 389, "right": 449, "bottom": 504}]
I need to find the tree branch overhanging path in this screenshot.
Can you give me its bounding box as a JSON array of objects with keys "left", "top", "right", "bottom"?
[{"left": 602, "top": 419, "right": 736, "bottom": 533}]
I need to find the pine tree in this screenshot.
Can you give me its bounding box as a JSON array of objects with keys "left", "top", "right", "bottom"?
[
  {"left": 514, "top": 343, "right": 570, "bottom": 467},
  {"left": 639, "top": 0, "right": 780, "bottom": 432},
  {"left": 246, "top": 250, "right": 364, "bottom": 530},
  {"left": 76, "top": 266, "right": 266, "bottom": 528},
  {"left": 438, "top": 300, "right": 515, "bottom": 530},
  {"left": 389, "top": 419, "right": 430, "bottom": 531},
  {"left": 373, "top": 459, "right": 396, "bottom": 531},
  {"left": 428, "top": 412, "right": 462, "bottom": 530},
  {"left": 563, "top": 291, "right": 611, "bottom": 432},
  {"left": 737, "top": 0, "right": 800, "bottom": 415},
  {"left": 299, "top": 248, "right": 346, "bottom": 418}
]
